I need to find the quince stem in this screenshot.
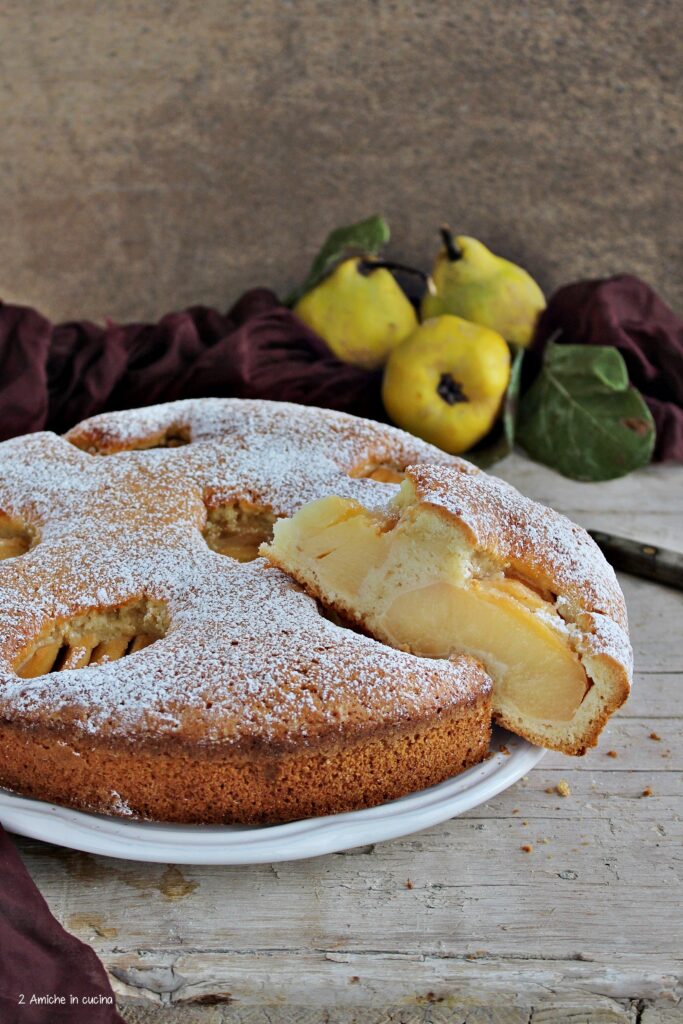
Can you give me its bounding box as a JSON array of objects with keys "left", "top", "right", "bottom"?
[{"left": 440, "top": 225, "right": 463, "bottom": 262}]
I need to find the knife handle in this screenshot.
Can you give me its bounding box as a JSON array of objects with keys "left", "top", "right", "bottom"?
[{"left": 588, "top": 530, "right": 683, "bottom": 591}]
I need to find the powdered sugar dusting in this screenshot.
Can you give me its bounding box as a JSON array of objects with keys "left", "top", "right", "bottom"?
[
  {"left": 110, "top": 790, "right": 133, "bottom": 816},
  {"left": 0, "top": 400, "right": 487, "bottom": 749}
]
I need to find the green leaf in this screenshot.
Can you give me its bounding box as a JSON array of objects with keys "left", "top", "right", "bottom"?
[
  {"left": 468, "top": 344, "right": 525, "bottom": 469},
  {"left": 285, "top": 215, "right": 390, "bottom": 307},
  {"left": 517, "top": 342, "right": 655, "bottom": 481}
]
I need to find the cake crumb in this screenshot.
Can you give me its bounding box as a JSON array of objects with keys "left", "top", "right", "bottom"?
[
  {"left": 405, "top": 879, "right": 414, "bottom": 890},
  {"left": 607, "top": 750, "right": 618, "bottom": 758},
  {"left": 545, "top": 787, "right": 554, "bottom": 794},
  {"left": 556, "top": 780, "right": 571, "bottom": 797},
  {"left": 642, "top": 787, "right": 654, "bottom": 797},
  {"left": 511, "top": 808, "right": 520, "bottom": 814},
  {"left": 649, "top": 732, "right": 661, "bottom": 741},
  {"left": 499, "top": 744, "right": 510, "bottom": 756},
  {"left": 521, "top": 844, "right": 533, "bottom": 853}
]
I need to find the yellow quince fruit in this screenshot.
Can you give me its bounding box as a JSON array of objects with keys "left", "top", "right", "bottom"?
[
  {"left": 422, "top": 229, "right": 545, "bottom": 348},
  {"left": 294, "top": 257, "right": 418, "bottom": 370},
  {"left": 382, "top": 315, "right": 511, "bottom": 454}
]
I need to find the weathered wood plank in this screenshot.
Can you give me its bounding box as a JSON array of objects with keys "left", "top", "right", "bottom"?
[
  {"left": 114, "top": 1007, "right": 683, "bottom": 1024},
  {"left": 116, "top": 1004, "right": 643, "bottom": 1024},
  {"left": 107, "top": 949, "right": 682, "bottom": 1008},
  {"left": 618, "top": 576, "right": 683, "bottom": 674},
  {"left": 494, "top": 458, "right": 683, "bottom": 520},
  {"left": 114, "top": 1001, "right": 656, "bottom": 1023},
  {"left": 619, "top": 673, "right": 681, "bottom": 719}
]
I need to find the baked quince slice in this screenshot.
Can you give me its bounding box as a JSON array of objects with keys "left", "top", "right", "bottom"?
[{"left": 262, "top": 466, "right": 632, "bottom": 754}]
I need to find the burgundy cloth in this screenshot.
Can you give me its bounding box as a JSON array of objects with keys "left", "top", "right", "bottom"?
[
  {"left": 534, "top": 275, "right": 683, "bottom": 461},
  {"left": 0, "top": 827, "right": 124, "bottom": 1024},
  {"left": 0, "top": 289, "right": 384, "bottom": 441}
]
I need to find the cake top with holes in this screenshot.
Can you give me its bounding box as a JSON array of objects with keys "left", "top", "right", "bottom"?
[{"left": 0, "top": 398, "right": 491, "bottom": 751}]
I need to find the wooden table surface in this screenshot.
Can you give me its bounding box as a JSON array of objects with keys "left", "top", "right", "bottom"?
[{"left": 9, "top": 455, "right": 683, "bottom": 1024}]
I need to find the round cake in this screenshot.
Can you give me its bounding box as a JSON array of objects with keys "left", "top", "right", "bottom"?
[{"left": 0, "top": 399, "right": 493, "bottom": 823}]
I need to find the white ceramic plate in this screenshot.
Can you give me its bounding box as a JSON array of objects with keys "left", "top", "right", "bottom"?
[{"left": 0, "top": 728, "right": 544, "bottom": 864}]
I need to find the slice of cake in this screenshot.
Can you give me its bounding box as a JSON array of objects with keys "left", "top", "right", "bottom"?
[{"left": 262, "top": 464, "right": 632, "bottom": 755}]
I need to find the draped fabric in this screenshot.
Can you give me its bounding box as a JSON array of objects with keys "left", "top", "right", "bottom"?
[
  {"left": 0, "top": 288, "right": 384, "bottom": 442},
  {"left": 0, "top": 827, "right": 124, "bottom": 1023}
]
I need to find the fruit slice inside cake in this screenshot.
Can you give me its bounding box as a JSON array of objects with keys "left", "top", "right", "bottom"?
[{"left": 262, "top": 465, "right": 632, "bottom": 754}]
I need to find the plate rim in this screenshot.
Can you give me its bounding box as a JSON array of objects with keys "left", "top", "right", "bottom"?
[{"left": 0, "top": 731, "right": 545, "bottom": 864}]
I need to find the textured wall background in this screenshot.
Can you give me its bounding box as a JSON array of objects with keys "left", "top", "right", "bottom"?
[{"left": 0, "top": 0, "right": 681, "bottom": 323}]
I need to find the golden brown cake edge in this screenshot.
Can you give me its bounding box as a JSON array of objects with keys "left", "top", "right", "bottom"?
[{"left": 0, "top": 692, "right": 491, "bottom": 824}]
